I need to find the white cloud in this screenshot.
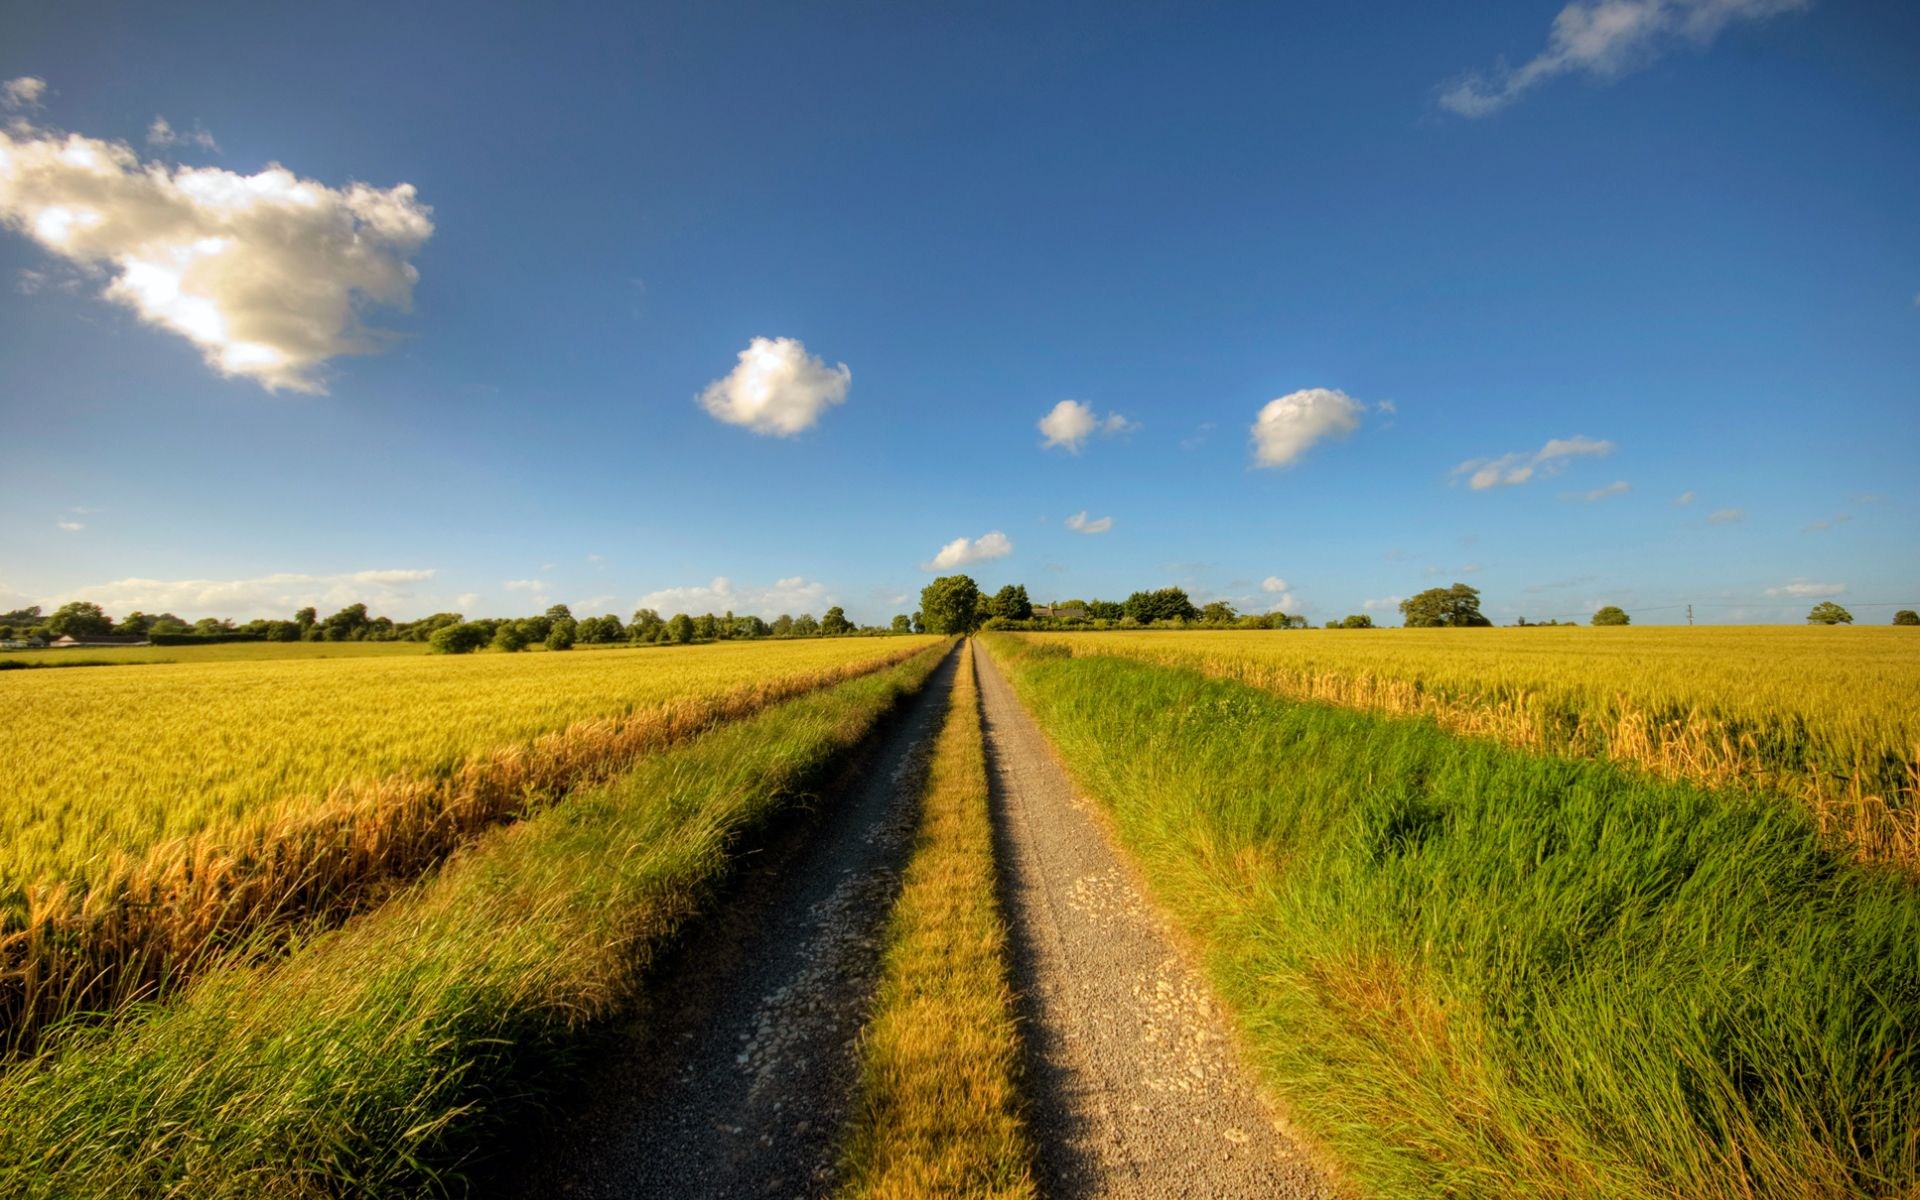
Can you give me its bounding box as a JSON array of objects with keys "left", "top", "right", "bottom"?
[
  {"left": 52, "top": 568, "right": 436, "bottom": 619},
  {"left": 1, "top": 77, "right": 45, "bottom": 110},
  {"left": 697, "top": 336, "right": 850, "bottom": 437},
  {"left": 1179, "top": 421, "right": 1215, "bottom": 451},
  {"left": 1765, "top": 579, "right": 1845, "bottom": 598},
  {"left": 1260, "top": 576, "right": 1300, "bottom": 612},
  {"left": 1675, "top": 490, "right": 1696, "bottom": 506},
  {"left": 1453, "top": 434, "right": 1614, "bottom": 490},
  {"left": 1363, "top": 595, "right": 1405, "bottom": 612},
  {"left": 502, "top": 579, "right": 545, "bottom": 592},
  {"left": 1801, "top": 513, "right": 1850, "bottom": 533},
  {"left": 1438, "top": 0, "right": 1809, "bottom": 118},
  {"left": 455, "top": 592, "right": 480, "bottom": 611},
  {"left": 1707, "top": 507, "right": 1745, "bottom": 524},
  {"left": 636, "top": 575, "right": 832, "bottom": 617},
  {"left": 1582, "top": 479, "right": 1631, "bottom": 502},
  {"left": 1250, "top": 388, "right": 1365, "bottom": 468},
  {"left": 1064, "top": 510, "right": 1113, "bottom": 535},
  {"left": 146, "top": 116, "right": 219, "bottom": 153},
  {"left": 922, "top": 531, "right": 1013, "bottom": 572},
  {"left": 0, "top": 110, "right": 432, "bottom": 393},
  {"left": 1038, "top": 399, "right": 1136, "bottom": 453},
  {"left": 54, "top": 519, "right": 84, "bottom": 531}
]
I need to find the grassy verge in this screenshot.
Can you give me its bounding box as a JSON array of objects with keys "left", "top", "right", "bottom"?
[
  {"left": 838, "top": 642, "right": 1036, "bottom": 1200},
  {"left": 0, "top": 642, "right": 951, "bottom": 1199},
  {"left": 3, "top": 641, "right": 933, "bottom": 1057},
  {"left": 982, "top": 634, "right": 1920, "bottom": 1200}
]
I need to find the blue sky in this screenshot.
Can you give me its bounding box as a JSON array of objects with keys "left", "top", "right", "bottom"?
[{"left": 1, "top": 0, "right": 1915, "bottom": 625}]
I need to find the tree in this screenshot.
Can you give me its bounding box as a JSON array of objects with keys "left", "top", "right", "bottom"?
[
  {"left": 1086, "top": 599, "right": 1125, "bottom": 621},
  {"left": 668, "top": 613, "right": 696, "bottom": 644},
  {"left": 911, "top": 611, "right": 925, "bottom": 634},
  {"left": 793, "top": 612, "right": 821, "bottom": 636},
  {"left": 988, "top": 584, "right": 1032, "bottom": 621},
  {"left": 1592, "top": 605, "right": 1630, "bottom": 626},
  {"left": 1807, "top": 601, "right": 1853, "bottom": 625},
  {"left": 321, "top": 603, "right": 370, "bottom": 642},
  {"left": 1339, "top": 613, "right": 1375, "bottom": 629},
  {"left": 891, "top": 614, "right": 912, "bottom": 634},
  {"left": 545, "top": 603, "right": 573, "bottom": 622},
  {"left": 1399, "top": 584, "right": 1491, "bottom": 628},
  {"left": 47, "top": 601, "right": 113, "bottom": 639},
  {"left": 1895, "top": 610, "right": 1919, "bottom": 626},
  {"left": 429, "top": 622, "right": 489, "bottom": 654},
  {"left": 1123, "top": 588, "right": 1199, "bottom": 624},
  {"left": 294, "top": 607, "right": 317, "bottom": 634},
  {"left": 771, "top": 613, "right": 795, "bottom": 637},
  {"left": 821, "top": 606, "right": 853, "bottom": 636},
  {"left": 545, "top": 618, "right": 576, "bottom": 650},
  {"left": 920, "top": 575, "right": 984, "bottom": 634},
  {"left": 1199, "top": 600, "right": 1238, "bottom": 625},
  {"left": 491, "top": 622, "right": 531, "bottom": 652}
]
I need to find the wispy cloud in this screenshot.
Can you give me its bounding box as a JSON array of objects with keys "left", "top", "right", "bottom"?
[
  {"left": 1453, "top": 435, "right": 1614, "bottom": 490},
  {"left": 922, "top": 531, "right": 1014, "bottom": 572},
  {"left": 1250, "top": 388, "right": 1366, "bottom": 468},
  {"left": 146, "top": 116, "right": 218, "bottom": 152},
  {"left": 0, "top": 92, "right": 433, "bottom": 393},
  {"left": 1580, "top": 479, "right": 1631, "bottom": 502},
  {"left": 1038, "top": 400, "right": 1136, "bottom": 453},
  {"left": 1674, "top": 490, "right": 1697, "bottom": 506},
  {"left": 697, "top": 336, "right": 850, "bottom": 437},
  {"left": 1765, "top": 578, "right": 1845, "bottom": 598},
  {"left": 1179, "top": 421, "right": 1215, "bottom": 451},
  {"left": 53, "top": 568, "right": 436, "bottom": 619},
  {"left": 55, "top": 519, "right": 84, "bottom": 532},
  {"left": 1064, "top": 511, "right": 1113, "bottom": 535},
  {"left": 1363, "top": 595, "right": 1404, "bottom": 612},
  {"left": 1437, "top": 0, "right": 1810, "bottom": 118},
  {"left": 636, "top": 575, "right": 831, "bottom": 617},
  {"left": 1707, "top": 507, "right": 1745, "bottom": 524},
  {"left": 1, "top": 77, "right": 45, "bottom": 110}
]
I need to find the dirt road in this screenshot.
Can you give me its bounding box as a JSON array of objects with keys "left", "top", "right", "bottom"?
[
  {"left": 503, "top": 647, "right": 959, "bottom": 1199},
  {"left": 976, "top": 645, "right": 1333, "bottom": 1199}
]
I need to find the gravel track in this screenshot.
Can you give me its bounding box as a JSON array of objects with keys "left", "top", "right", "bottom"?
[
  {"left": 976, "top": 644, "right": 1333, "bottom": 1200},
  {"left": 501, "top": 646, "right": 959, "bottom": 1199}
]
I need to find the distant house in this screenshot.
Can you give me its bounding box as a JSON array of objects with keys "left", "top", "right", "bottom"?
[{"left": 48, "top": 634, "right": 150, "bottom": 648}]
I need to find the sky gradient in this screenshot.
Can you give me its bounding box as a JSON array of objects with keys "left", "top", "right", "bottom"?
[{"left": 2, "top": 1, "right": 1916, "bottom": 625}]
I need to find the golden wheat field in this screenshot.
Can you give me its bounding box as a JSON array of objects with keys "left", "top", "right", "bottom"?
[
  {"left": 1025, "top": 626, "right": 1920, "bottom": 863},
  {"left": 1, "top": 637, "right": 939, "bottom": 891}
]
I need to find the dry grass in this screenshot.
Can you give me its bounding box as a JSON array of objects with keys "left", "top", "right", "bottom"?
[
  {"left": 838, "top": 642, "right": 1036, "bottom": 1200},
  {"left": 1, "top": 640, "right": 936, "bottom": 1054},
  {"left": 1025, "top": 628, "right": 1920, "bottom": 867}
]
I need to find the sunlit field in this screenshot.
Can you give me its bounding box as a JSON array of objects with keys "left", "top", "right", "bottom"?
[{"left": 1025, "top": 627, "right": 1920, "bottom": 864}]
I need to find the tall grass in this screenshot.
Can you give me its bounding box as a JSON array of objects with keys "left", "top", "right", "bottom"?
[
  {"left": 1026, "top": 628, "right": 1920, "bottom": 867},
  {"left": 985, "top": 635, "right": 1920, "bottom": 1200},
  {"left": 2, "top": 640, "right": 935, "bottom": 1057},
  {"left": 839, "top": 642, "right": 1036, "bottom": 1200},
  {"left": 0, "top": 642, "right": 951, "bottom": 1199}
]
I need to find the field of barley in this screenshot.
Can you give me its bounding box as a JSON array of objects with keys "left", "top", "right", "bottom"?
[
  {"left": 1028, "top": 626, "right": 1920, "bottom": 864},
  {"left": 0, "top": 636, "right": 941, "bottom": 1051}
]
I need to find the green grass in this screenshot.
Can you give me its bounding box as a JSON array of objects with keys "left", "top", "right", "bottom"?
[
  {"left": 0, "top": 642, "right": 951, "bottom": 1199},
  {"left": 982, "top": 635, "right": 1920, "bottom": 1200},
  {"left": 1, "top": 640, "right": 435, "bottom": 667},
  {"left": 838, "top": 642, "right": 1036, "bottom": 1200}
]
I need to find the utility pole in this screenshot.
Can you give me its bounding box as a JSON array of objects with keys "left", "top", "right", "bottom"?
[{"left": 1687, "top": 603, "right": 1693, "bottom": 627}]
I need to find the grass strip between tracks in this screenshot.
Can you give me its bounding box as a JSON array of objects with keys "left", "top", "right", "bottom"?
[
  {"left": 983, "top": 634, "right": 1920, "bottom": 1200},
  {"left": 0, "top": 641, "right": 952, "bottom": 1199},
  {"left": 838, "top": 641, "right": 1036, "bottom": 1199}
]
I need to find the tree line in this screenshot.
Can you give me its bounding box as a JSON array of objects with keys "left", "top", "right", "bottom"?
[{"left": 0, "top": 600, "right": 919, "bottom": 653}]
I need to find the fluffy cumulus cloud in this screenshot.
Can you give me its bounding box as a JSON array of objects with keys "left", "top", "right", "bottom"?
[
  {"left": 636, "top": 575, "right": 832, "bottom": 617},
  {"left": 1250, "top": 388, "right": 1366, "bottom": 468},
  {"left": 53, "top": 568, "right": 436, "bottom": 619},
  {"left": 1064, "top": 510, "right": 1113, "bottom": 534},
  {"left": 0, "top": 104, "right": 433, "bottom": 393},
  {"left": 922, "top": 531, "right": 1013, "bottom": 572},
  {"left": 2, "top": 77, "right": 46, "bottom": 109},
  {"left": 1453, "top": 435, "right": 1614, "bottom": 490},
  {"left": 697, "top": 336, "right": 850, "bottom": 437},
  {"left": 1765, "top": 578, "right": 1845, "bottom": 597},
  {"left": 1438, "top": 0, "right": 1809, "bottom": 117},
  {"left": 1260, "top": 575, "right": 1300, "bottom": 612},
  {"left": 1037, "top": 400, "right": 1136, "bottom": 453}
]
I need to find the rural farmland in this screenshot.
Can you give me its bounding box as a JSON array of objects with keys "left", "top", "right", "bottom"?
[{"left": 3, "top": 4, "right": 1917, "bottom": 1197}]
